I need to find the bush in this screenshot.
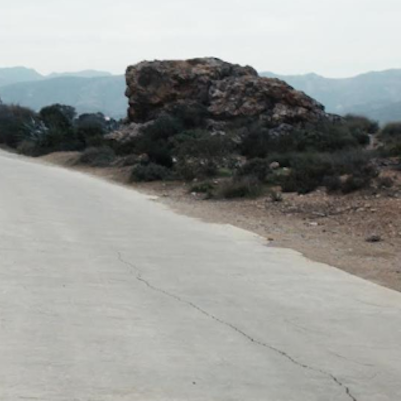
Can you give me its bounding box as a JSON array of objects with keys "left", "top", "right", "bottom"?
[
  {"left": 131, "top": 163, "right": 170, "bottom": 182},
  {"left": 0, "top": 104, "right": 37, "bottom": 147},
  {"left": 240, "top": 119, "right": 368, "bottom": 160},
  {"left": 141, "top": 115, "right": 184, "bottom": 141},
  {"left": 131, "top": 116, "right": 182, "bottom": 167},
  {"left": 291, "top": 122, "right": 362, "bottom": 152},
  {"left": 381, "top": 122, "right": 401, "bottom": 140},
  {"left": 190, "top": 181, "right": 215, "bottom": 193},
  {"left": 75, "top": 113, "right": 111, "bottom": 147},
  {"left": 265, "top": 152, "right": 297, "bottom": 168},
  {"left": 190, "top": 181, "right": 215, "bottom": 198},
  {"left": 169, "top": 102, "right": 208, "bottom": 128},
  {"left": 216, "top": 176, "right": 263, "bottom": 199},
  {"left": 323, "top": 175, "right": 342, "bottom": 192},
  {"left": 175, "top": 159, "right": 217, "bottom": 180},
  {"left": 79, "top": 146, "right": 116, "bottom": 167},
  {"left": 17, "top": 140, "right": 40, "bottom": 157},
  {"left": 280, "top": 150, "right": 376, "bottom": 194},
  {"left": 341, "top": 175, "right": 370, "bottom": 194},
  {"left": 281, "top": 153, "right": 333, "bottom": 194},
  {"left": 174, "top": 130, "right": 234, "bottom": 179},
  {"left": 39, "top": 104, "right": 76, "bottom": 130},
  {"left": 380, "top": 122, "right": 401, "bottom": 155},
  {"left": 237, "top": 158, "right": 271, "bottom": 182},
  {"left": 344, "top": 114, "right": 379, "bottom": 135},
  {"left": 377, "top": 176, "right": 395, "bottom": 189},
  {"left": 239, "top": 123, "right": 272, "bottom": 158}
]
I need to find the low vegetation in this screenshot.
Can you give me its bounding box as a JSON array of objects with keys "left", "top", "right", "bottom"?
[
  {"left": 0, "top": 99, "right": 399, "bottom": 198},
  {"left": 0, "top": 100, "right": 119, "bottom": 157},
  {"left": 379, "top": 122, "right": 401, "bottom": 156}
]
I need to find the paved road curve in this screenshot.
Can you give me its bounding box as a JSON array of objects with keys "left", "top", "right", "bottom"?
[{"left": 0, "top": 150, "right": 400, "bottom": 401}]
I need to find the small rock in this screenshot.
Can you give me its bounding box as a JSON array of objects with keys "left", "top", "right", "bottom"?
[
  {"left": 366, "top": 234, "right": 382, "bottom": 243},
  {"left": 309, "top": 222, "right": 319, "bottom": 227},
  {"left": 269, "top": 161, "right": 280, "bottom": 170}
]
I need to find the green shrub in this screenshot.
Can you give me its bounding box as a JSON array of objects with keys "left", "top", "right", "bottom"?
[
  {"left": 341, "top": 175, "right": 370, "bottom": 194},
  {"left": 217, "top": 176, "right": 263, "bottom": 199},
  {"left": 79, "top": 146, "right": 116, "bottom": 167},
  {"left": 75, "top": 113, "right": 111, "bottom": 148},
  {"left": 240, "top": 123, "right": 272, "bottom": 158},
  {"left": 175, "top": 130, "right": 233, "bottom": 160},
  {"left": 39, "top": 104, "right": 76, "bottom": 130},
  {"left": 237, "top": 158, "right": 271, "bottom": 182},
  {"left": 240, "top": 119, "right": 368, "bottom": 159},
  {"left": 142, "top": 115, "right": 184, "bottom": 141},
  {"left": 323, "top": 175, "right": 342, "bottom": 192},
  {"left": 0, "top": 104, "right": 37, "bottom": 147},
  {"left": 17, "top": 140, "right": 40, "bottom": 157},
  {"left": 381, "top": 122, "right": 401, "bottom": 141},
  {"left": 291, "top": 122, "right": 361, "bottom": 152},
  {"left": 377, "top": 176, "right": 395, "bottom": 189},
  {"left": 130, "top": 116, "right": 182, "bottom": 167},
  {"left": 174, "top": 130, "right": 234, "bottom": 179},
  {"left": 380, "top": 122, "right": 401, "bottom": 155},
  {"left": 175, "top": 159, "right": 217, "bottom": 180},
  {"left": 265, "top": 152, "right": 297, "bottom": 168},
  {"left": 328, "top": 149, "right": 372, "bottom": 175},
  {"left": 190, "top": 181, "right": 215, "bottom": 194},
  {"left": 281, "top": 153, "right": 333, "bottom": 194},
  {"left": 281, "top": 150, "right": 376, "bottom": 194},
  {"left": 344, "top": 114, "right": 379, "bottom": 135},
  {"left": 131, "top": 163, "right": 170, "bottom": 182},
  {"left": 190, "top": 181, "right": 215, "bottom": 198},
  {"left": 169, "top": 102, "right": 208, "bottom": 128}
]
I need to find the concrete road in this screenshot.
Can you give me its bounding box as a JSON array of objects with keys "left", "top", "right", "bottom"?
[{"left": 0, "top": 150, "right": 400, "bottom": 401}]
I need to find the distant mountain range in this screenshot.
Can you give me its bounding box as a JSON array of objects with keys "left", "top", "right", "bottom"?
[
  {"left": 0, "top": 67, "right": 126, "bottom": 118},
  {"left": 1, "top": 66, "right": 401, "bottom": 123},
  {"left": 261, "top": 70, "right": 401, "bottom": 124}
]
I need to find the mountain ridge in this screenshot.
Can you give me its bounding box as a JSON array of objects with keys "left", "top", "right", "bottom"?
[
  {"left": 0, "top": 67, "right": 114, "bottom": 87},
  {"left": 261, "top": 70, "right": 401, "bottom": 123},
  {"left": 2, "top": 66, "right": 401, "bottom": 122}
]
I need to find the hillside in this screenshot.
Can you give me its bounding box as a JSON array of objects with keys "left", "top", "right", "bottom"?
[
  {"left": 0, "top": 67, "right": 43, "bottom": 87},
  {"left": 0, "top": 75, "right": 126, "bottom": 118},
  {"left": 47, "top": 70, "right": 112, "bottom": 79},
  {"left": 262, "top": 70, "right": 401, "bottom": 123}
]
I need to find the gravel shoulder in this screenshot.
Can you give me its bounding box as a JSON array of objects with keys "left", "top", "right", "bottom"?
[{"left": 41, "top": 151, "right": 401, "bottom": 292}]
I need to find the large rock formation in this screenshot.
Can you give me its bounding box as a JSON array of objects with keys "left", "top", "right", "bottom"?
[{"left": 125, "top": 58, "right": 329, "bottom": 130}]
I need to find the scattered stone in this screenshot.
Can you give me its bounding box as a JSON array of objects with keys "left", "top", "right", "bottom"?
[
  {"left": 366, "top": 234, "right": 382, "bottom": 243},
  {"left": 269, "top": 161, "right": 280, "bottom": 170}
]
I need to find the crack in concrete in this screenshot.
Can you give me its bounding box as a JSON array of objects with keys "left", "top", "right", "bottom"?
[
  {"left": 327, "top": 350, "right": 376, "bottom": 368},
  {"left": 117, "top": 252, "right": 357, "bottom": 401}
]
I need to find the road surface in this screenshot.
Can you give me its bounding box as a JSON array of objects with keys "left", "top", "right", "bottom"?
[{"left": 0, "top": 150, "right": 400, "bottom": 401}]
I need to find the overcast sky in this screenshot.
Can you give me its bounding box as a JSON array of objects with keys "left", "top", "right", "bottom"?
[{"left": 0, "top": 0, "right": 399, "bottom": 77}]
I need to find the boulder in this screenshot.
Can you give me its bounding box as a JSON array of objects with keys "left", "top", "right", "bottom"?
[{"left": 125, "top": 57, "right": 329, "bottom": 130}]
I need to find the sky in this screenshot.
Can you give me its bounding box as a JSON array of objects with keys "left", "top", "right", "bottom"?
[{"left": 0, "top": 0, "right": 400, "bottom": 78}]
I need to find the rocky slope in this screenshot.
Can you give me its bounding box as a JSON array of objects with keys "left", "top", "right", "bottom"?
[{"left": 124, "top": 58, "right": 331, "bottom": 135}]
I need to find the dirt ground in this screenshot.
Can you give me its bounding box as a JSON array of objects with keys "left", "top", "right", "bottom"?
[{"left": 41, "top": 152, "right": 401, "bottom": 292}]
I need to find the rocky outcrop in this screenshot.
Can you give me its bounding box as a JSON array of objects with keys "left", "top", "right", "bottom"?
[{"left": 125, "top": 57, "right": 329, "bottom": 130}]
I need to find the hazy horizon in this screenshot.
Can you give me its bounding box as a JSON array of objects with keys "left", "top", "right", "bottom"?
[
  {"left": 1, "top": 0, "right": 400, "bottom": 78},
  {"left": 2, "top": 64, "right": 401, "bottom": 80}
]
